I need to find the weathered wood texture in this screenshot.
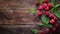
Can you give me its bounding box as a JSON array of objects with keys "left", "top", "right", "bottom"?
[
  {"left": 0, "top": 0, "right": 37, "bottom": 25},
  {"left": 0, "top": 0, "right": 60, "bottom": 34}
]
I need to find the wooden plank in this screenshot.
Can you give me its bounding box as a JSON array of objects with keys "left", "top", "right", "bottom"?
[
  {"left": 0, "top": 0, "right": 36, "bottom": 25},
  {"left": 0, "top": 0, "right": 35, "bottom": 9}
]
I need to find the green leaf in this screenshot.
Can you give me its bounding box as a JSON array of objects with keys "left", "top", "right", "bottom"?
[
  {"left": 55, "top": 4, "right": 60, "bottom": 8},
  {"left": 38, "top": 23, "right": 44, "bottom": 27},
  {"left": 50, "top": 4, "right": 60, "bottom": 12},
  {"left": 50, "top": 8, "right": 60, "bottom": 18},
  {"left": 51, "top": 0, "right": 56, "bottom": 7},
  {"left": 41, "top": 15, "right": 49, "bottom": 24},
  {"left": 31, "top": 29, "right": 38, "bottom": 34},
  {"left": 50, "top": 8, "right": 56, "bottom": 12},
  {"left": 54, "top": 9, "right": 60, "bottom": 18},
  {"left": 38, "top": 0, "right": 43, "bottom": 4},
  {"left": 50, "top": 8, "right": 54, "bottom": 12},
  {"left": 47, "top": 24, "right": 53, "bottom": 28},
  {"left": 29, "top": 8, "right": 36, "bottom": 14}
]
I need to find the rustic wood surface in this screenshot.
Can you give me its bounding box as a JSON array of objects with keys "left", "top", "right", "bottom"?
[
  {"left": 0, "top": 0, "right": 60, "bottom": 34},
  {"left": 0, "top": 0, "right": 36, "bottom": 25}
]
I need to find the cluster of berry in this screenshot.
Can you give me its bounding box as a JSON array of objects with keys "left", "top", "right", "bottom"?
[
  {"left": 39, "top": 23, "right": 59, "bottom": 34},
  {"left": 32, "top": 0, "right": 59, "bottom": 34},
  {"left": 36, "top": 0, "right": 57, "bottom": 24}
]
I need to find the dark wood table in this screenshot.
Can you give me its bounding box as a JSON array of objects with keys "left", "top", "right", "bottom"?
[{"left": 0, "top": 0, "right": 60, "bottom": 34}]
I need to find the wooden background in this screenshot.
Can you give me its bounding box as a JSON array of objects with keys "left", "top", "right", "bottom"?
[{"left": 0, "top": 0, "right": 60, "bottom": 34}]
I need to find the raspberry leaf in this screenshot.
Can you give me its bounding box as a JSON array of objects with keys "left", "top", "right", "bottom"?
[
  {"left": 38, "top": 23, "right": 44, "bottom": 27},
  {"left": 50, "top": 8, "right": 54, "bottom": 12},
  {"left": 30, "top": 8, "right": 36, "bottom": 14},
  {"left": 38, "top": 0, "right": 43, "bottom": 4},
  {"left": 50, "top": 8, "right": 60, "bottom": 18},
  {"left": 31, "top": 29, "right": 38, "bottom": 34},
  {"left": 55, "top": 4, "right": 60, "bottom": 8},
  {"left": 51, "top": 0, "right": 56, "bottom": 7},
  {"left": 54, "top": 9, "right": 60, "bottom": 18},
  {"left": 47, "top": 24, "right": 53, "bottom": 28},
  {"left": 41, "top": 15, "right": 49, "bottom": 24},
  {"left": 40, "top": 24, "right": 53, "bottom": 28}
]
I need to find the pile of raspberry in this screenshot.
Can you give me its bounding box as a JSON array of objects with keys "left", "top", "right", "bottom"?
[{"left": 33, "top": 0, "right": 59, "bottom": 34}]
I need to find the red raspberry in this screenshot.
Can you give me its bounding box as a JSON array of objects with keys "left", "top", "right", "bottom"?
[
  {"left": 54, "top": 23, "right": 59, "bottom": 28},
  {"left": 43, "top": 0, "right": 48, "bottom": 3},
  {"left": 38, "top": 6, "right": 43, "bottom": 10},
  {"left": 37, "top": 11, "right": 42, "bottom": 16},
  {"left": 36, "top": 1, "right": 40, "bottom": 6},
  {"left": 39, "top": 30, "right": 44, "bottom": 34},
  {"left": 48, "top": 3, "right": 52, "bottom": 8},
  {"left": 52, "top": 27, "right": 56, "bottom": 32},
  {"left": 46, "top": 28, "right": 50, "bottom": 33},
  {"left": 45, "top": 11, "right": 50, "bottom": 17},
  {"left": 53, "top": 16, "right": 57, "bottom": 21},
  {"left": 45, "top": 6, "right": 49, "bottom": 11},
  {"left": 42, "top": 3, "right": 47, "bottom": 9},
  {"left": 50, "top": 19, "right": 55, "bottom": 24},
  {"left": 49, "top": 14, "right": 54, "bottom": 19}
]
